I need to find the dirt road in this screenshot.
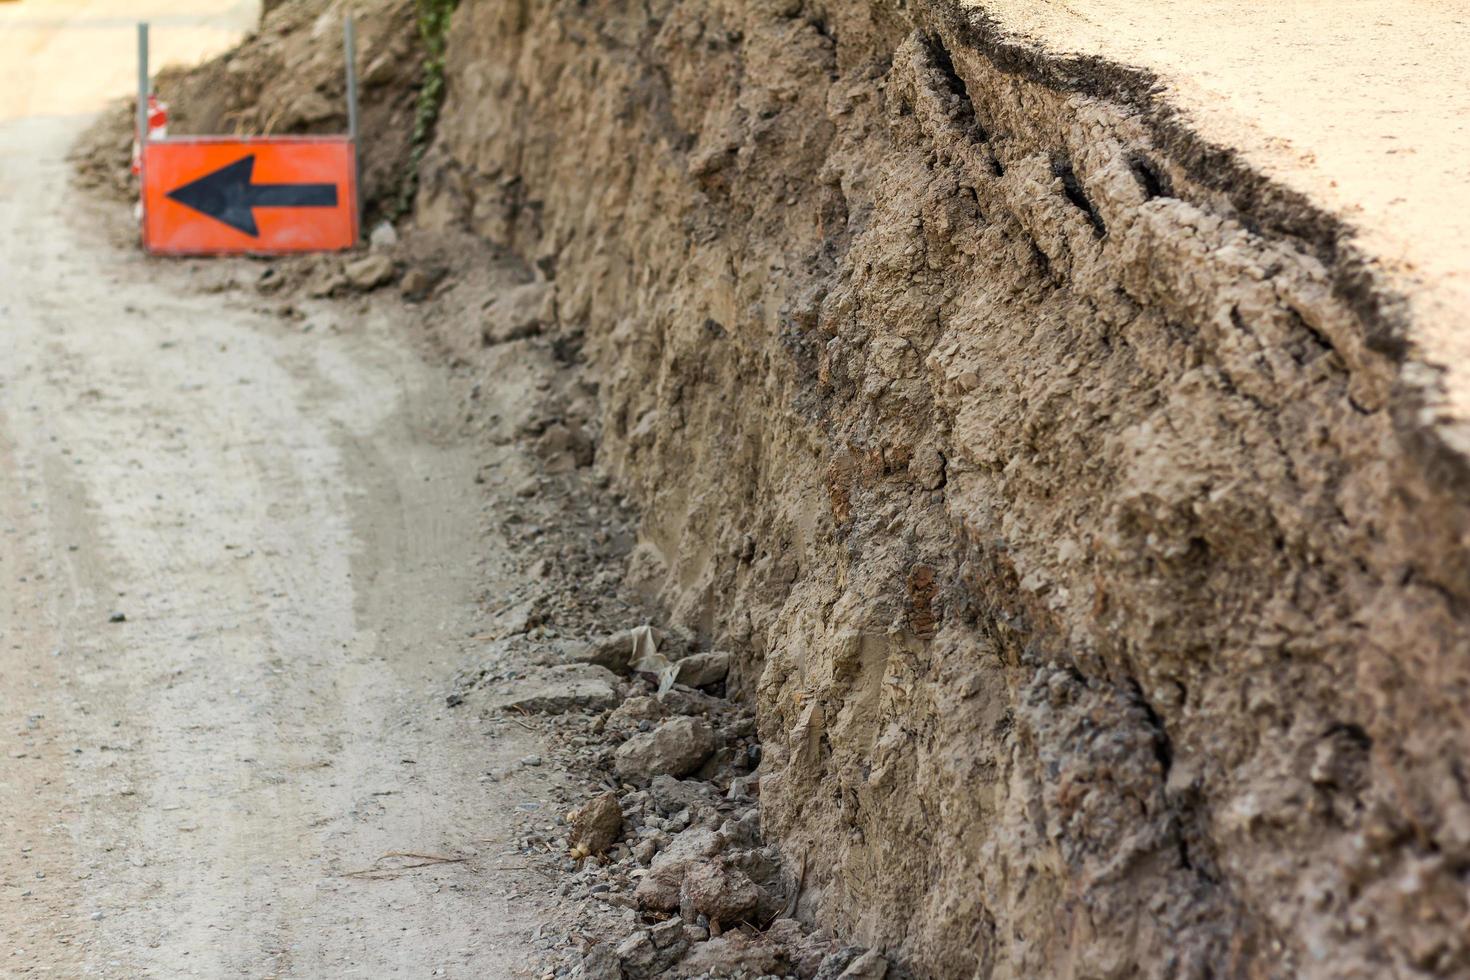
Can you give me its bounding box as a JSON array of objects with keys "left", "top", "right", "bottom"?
[{"left": 1, "top": 4, "right": 558, "bottom": 976}]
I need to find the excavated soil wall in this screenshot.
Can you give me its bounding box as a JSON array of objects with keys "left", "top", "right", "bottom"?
[{"left": 417, "top": 1, "right": 1470, "bottom": 976}]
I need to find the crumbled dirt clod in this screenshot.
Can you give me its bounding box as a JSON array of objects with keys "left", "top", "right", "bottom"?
[
  {"left": 481, "top": 282, "right": 554, "bottom": 346},
  {"left": 342, "top": 254, "right": 394, "bottom": 292},
  {"left": 398, "top": 267, "right": 437, "bottom": 301},
  {"left": 634, "top": 827, "right": 723, "bottom": 912},
  {"left": 675, "top": 933, "right": 787, "bottom": 979},
  {"left": 569, "top": 632, "right": 636, "bottom": 674},
  {"left": 678, "top": 860, "right": 764, "bottom": 927},
  {"left": 569, "top": 791, "right": 623, "bottom": 855}
]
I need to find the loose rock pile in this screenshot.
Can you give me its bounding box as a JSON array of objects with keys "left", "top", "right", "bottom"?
[{"left": 452, "top": 624, "right": 888, "bottom": 980}]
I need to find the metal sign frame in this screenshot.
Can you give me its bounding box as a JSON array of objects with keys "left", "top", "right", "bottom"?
[{"left": 136, "top": 17, "right": 362, "bottom": 255}]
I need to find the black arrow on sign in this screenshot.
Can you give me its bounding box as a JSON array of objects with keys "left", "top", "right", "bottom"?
[{"left": 166, "top": 154, "right": 338, "bottom": 237}]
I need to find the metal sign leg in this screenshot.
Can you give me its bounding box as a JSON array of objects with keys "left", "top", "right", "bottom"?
[{"left": 343, "top": 15, "right": 362, "bottom": 238}]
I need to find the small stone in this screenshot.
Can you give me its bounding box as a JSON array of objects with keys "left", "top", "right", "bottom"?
[
  {"left": 518, "top": 755, "right": 543, "bottom": 768},
  {"left": 649, "top": 774, "right": 717, "bottom": 816},
  {"left": 108, "top": 612, "right": 126, "bottom": 623},
  {"left": 343, "top": 253, "right": 395, "bottom": 291},
  {"left": 283, "top": 90, "right": 335, "bottom": 127},
  {"left": 727, "top": 775, "right": 759, "bottom": 800},
  {"left": 569, "top": 790, "right": 623, "bottom": 854},
  {"left": 400, "top": 267, "right": 435, "bottom": 301},
  {"left": 362, "top": 51, "right": 401, "bottom": 88},
  {"left": 577, "top": 943, "right": 620, "bottom": 980},
  {"left": 672, "top": 651, "right": 730, "bottom": 689},
  {"left": 838, "top": 949, "right": 888, "bottom": 980},
  {"left": 89, "top": 911, "right": 103, "bottom": 922},
  {"left": 650, "top": 917, "right": 684, "bottom": 949},
  {"left": 814, "top": 948, "right": 864, "bottom": 980},
  {"left": 615, "top": 931, "right": 657, "bottom": 975},
  {"left": 655, "top": 686, "right": 726, "bottom": 717},
  {"left": 607, "top": 696, "right": 668, "bottom": 733},
  {"left": 256, "top": 267, "right": 283, "bottom": 294},
  {"left": 615, "top": 716, "right": 717, "bottom": 782},
  {"left": 633, "top": 827, "right": 722, "bottom": 911},
  {"left": 307, "top": 273, "right": 346, "bottom": 298}
]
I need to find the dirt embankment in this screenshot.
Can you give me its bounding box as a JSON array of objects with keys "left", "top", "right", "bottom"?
[
  {"left": 96, "top": 0, "right": 1470, "bottom": 976},
  {"left": 412, "top": 1, "right": 1470, "bottom": 977}
]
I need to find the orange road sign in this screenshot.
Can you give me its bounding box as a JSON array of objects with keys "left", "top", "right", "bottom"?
[{"left": 141, "top": 138, "right": 359, "bottom": 255}]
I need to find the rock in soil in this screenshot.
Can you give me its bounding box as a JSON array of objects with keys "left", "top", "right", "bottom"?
[
  {"left": 575, "top": 943, "right": 621, "bottom": 980},
  {"left": 650, "top": 917, "right": 684, "bottom": 949},
  {"left": 567, "top": 631, "right": 636, "bottom": 674},
  {"left": 676, "top": 933, "right": 787, "bottom": 978},
  {"left": 616, "top": 930, "right": 658, "bottom": 977},
  {"left": 342, "top": 253, "right": 395, "bottom": 291},
  {"left": 399, "top": 266, "right": 437, "bottom": 301},
  {"left": 671, "top": 651, "right": 730, "bottom": 689},
  {"left": 837, "top": 949, "right": 889, "bottom": 980},
  {"left": 615, "top": 715, "right": 716, "bottom": 781},
  {"left": 678, "top": 860, "right": 765, "bottom": 927},
  {"left": 634, "top": 827, "right": 723, "bottom": 912},
  {"left": 569, "top": 790, "right": 623, "bottom": 855},
  {"left": 487, "top": 664, "right": 621, "bottom": 715}
]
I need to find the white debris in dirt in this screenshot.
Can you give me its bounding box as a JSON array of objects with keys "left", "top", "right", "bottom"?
[{"left": 369, "top": 221, "right": 399, "bottom": 250}]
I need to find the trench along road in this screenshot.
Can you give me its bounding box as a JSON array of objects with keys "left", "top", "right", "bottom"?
[{"left": 1, "top": 2, "right": 555, "bottom": 976}]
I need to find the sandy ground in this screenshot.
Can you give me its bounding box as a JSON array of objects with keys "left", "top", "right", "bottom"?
[
  {"left": 968, "top": 0, "right": 1470, "bottom": 421},
  {"left": 0, "top": 3, "right": 562, "bottom": 976}
]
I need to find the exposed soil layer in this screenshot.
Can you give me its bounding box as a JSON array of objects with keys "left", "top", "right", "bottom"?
[
  {"left": 71, "top": 0, "right": 1470, "bottom": 976},
  {"left": 412, "top": 2, "right": 1470, "bottom": 977}
]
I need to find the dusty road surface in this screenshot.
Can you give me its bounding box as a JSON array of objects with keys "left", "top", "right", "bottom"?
[{"left": 1, "top": 3, "right": 558, "bottom": 976}]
